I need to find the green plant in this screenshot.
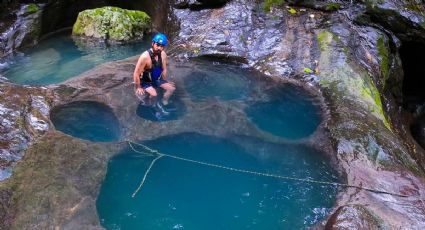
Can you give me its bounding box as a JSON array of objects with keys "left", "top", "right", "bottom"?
[
  {"left": 303, "top": 67, "right": 313, "bottom": 74},
  {"left": 288, "top": 7, "right": 296, "bottom": 14}
]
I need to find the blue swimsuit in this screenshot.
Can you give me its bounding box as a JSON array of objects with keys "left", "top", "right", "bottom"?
[{"left": 140, "top": 49, "right": 167, "bottom": 89}]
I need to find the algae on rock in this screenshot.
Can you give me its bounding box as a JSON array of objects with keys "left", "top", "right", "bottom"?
[{"left": 72, "top": 6, "right": 151, "bottom": 43}]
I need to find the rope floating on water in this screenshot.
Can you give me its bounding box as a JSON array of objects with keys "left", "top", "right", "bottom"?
[
  {"left": 131, "top": 154, "right": 163, "bottom": 198},
  {"left": 127, "top": 141, "right": 410, "bottom": 198}
]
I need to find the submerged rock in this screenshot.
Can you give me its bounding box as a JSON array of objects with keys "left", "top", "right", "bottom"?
[{"left": 72, "top": 6, "right": 151, "bottom": 43}]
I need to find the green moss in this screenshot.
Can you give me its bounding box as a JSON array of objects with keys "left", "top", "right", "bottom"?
[
  {"left": 377, "top": 36, "right": 389, "bottom": 81},
  {"left": 405, "top": 1, "right": 425, "bottom": 15},
  {"left": 359, "top": 74, "right": 391, "bottom": 130},
  {"left": 325, "top": 3, "right": 341, "bottom": 11},
  {"left": 25, "top": 3, "right": 39, "bottom": 15},
  {"left": 72, "top": 6, "right": 151, "bottom": 41},
  {"left": 263, "top": 0, "right": 285, "bottom": 12},
  {"left": 316, "top": 30, "right": 390, "bottom": 130},
  {"left": 72, "top": 15, "right": 84, "bottom": 35},
  {"left": 317, "top": 30, "right": 333, "bottom": 51}
]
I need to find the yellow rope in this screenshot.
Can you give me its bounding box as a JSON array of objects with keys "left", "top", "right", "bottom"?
[
  {"left": 132, "top": 154, "right": 163, "bottom": 198},
  {"left": 127, "top": 141, "right": 410, "bottom": 198}
]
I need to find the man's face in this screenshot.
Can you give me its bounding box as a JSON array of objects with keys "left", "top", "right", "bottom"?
[{"left": 152, "top": 42, "right": 165, "bottom": 54}]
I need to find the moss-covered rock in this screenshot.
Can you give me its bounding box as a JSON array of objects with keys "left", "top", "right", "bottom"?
[
  {"left": 72, "top": 6, "right": 151, "bottom": 42},
  {"left": 317, "top": 30, "right": 390, "bottom": 130},
  {"left": 24, "top": 3, "right": 39, "bottom": 16}
]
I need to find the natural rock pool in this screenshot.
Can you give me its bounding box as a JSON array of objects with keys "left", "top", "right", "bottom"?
[
  {"left": 97, "top": 133, "right": 338, "bottom": 229},
  {"left": 50, "top": 101, "right": 121, "bottom": 142},
  {"left": 95, "top": 59, "right": 337, "bottom": 229},
  {"left": 0, "top": 31, "right": 149, "bottom": 85},
  {"left": 1, "top": 34, "right": 340, "bottom": 229}
]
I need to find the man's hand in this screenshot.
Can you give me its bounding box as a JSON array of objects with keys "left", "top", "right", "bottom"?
[{"left": 135, "top": 87, "right": 145, "bottom": 96}]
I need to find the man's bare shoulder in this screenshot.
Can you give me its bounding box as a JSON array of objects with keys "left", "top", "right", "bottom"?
[{"left": 140, "top": 50, "right": 150, "bottom": 59}]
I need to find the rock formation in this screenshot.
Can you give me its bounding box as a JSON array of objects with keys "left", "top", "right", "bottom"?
[{"left": 1, "top": 0, "right": 425, "bottom": 229}]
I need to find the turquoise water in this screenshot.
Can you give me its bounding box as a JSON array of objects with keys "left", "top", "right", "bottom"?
[
  {"left": 10, "top": 34, "right": 338, "bottom": 228},
  {"left": 183, "top": 63, "right": 252, "bottom": 101},
  {"left": 245, "top": 86, "right": 321, "bottom": 139},
  {"left": 0, "top": 32, "right": 149, "bottom": 85},
  {"left": 97, "top": 133, "right": 338, "bottom": 229},
  {"left": 50, "top": 101, "right": 120, "bottom": 142}
]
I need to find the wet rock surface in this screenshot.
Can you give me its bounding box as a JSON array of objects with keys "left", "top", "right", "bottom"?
[
  {"left": 174, "top": 0, "right": 229, "bottom": 10},
  {"left": 1, "top": 0, "right": 425, "bottom": 229},
  {"left": 171, "top": 0, "right": 425, "bottom": 229},
  {"left": 0, "top": 79, "right": 52, "bottom": 181},
  {"left": 0, "top": 4, "right": 43, "bottom": 57},
  {"left": 325, "top": 204, "right": 386, "bottom": 229}
]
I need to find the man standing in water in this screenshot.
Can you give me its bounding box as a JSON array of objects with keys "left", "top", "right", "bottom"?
[{"left": 133, "top": 33, "right": 175, "bottom": 107}]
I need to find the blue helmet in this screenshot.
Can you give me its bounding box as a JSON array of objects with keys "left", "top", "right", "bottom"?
[{"left": 152, "top": 33, "right": 168, "bottom": 46}]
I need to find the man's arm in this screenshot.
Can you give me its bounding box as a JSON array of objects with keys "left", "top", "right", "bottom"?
[
  {"left": 133, "top": 53, "right": 147, "bottom": 95},
  {"left": 161, "top": 51, "right": 167, "bottom": 80},
  {"left": 133, "top": 54, "right": 145, "bottom": 87}
]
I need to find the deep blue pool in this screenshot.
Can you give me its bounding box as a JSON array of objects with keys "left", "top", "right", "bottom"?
[{"left": 97, "top": 133, "right": 339, "bottom": 230}]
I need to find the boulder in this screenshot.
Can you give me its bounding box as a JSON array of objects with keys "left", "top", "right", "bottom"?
[{"left": 72, "top": 6, "right": 151, "bottom": 43}]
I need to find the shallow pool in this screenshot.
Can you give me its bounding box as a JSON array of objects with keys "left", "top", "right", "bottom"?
[
  {"left": 50, "top": 101, "right": 121, "bottom": 142},
  {"left": 0, "top": 32, "right": 149, "bottom": 85}
]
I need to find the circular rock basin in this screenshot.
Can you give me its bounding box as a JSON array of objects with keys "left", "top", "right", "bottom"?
[
  {"left": 97, "top": 133, "right": 339, "bottom": 229},
  {"left": 50, "top": 101, "right": 120, "bottom": 142},
  {"left": 182, "top": 61, "right": 254, "bottom": 101},
  {"left": 245, "top": 85, "right": 321, "bottom": 139}
]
